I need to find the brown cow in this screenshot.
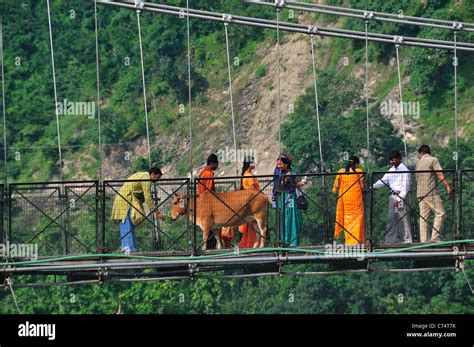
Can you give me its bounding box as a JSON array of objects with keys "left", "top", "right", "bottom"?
[{"left": 171, "top": 189, "right": 269, "bottom": 250}]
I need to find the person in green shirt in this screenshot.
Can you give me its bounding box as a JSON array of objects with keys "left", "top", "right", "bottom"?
[{"left": 111, "top": 167, "right": 163, "bottom": 252}]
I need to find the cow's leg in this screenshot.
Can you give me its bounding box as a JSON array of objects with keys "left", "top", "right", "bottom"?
[
  {"left": 201, "top": 224, "right": 210, "bottom": 251},
  {"left": 254, "top": 214, "right": 267, "bottom": 248},
  {"left": 215, "top": 228, "right": 223, "bottom": 250},
  {"left": 248, "top": 220, "right": 261, "bottom": 249}
]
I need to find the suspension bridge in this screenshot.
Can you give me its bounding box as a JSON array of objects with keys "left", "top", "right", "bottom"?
[{"left": 0, "top": 1, "right": 473, "bottom": 294}]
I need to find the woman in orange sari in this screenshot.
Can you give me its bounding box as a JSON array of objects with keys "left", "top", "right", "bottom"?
[
  {"left": 238, "top": 157, "right": 260, "bottom": 248},
  {"left": 333, "top": 156, "right": 365, "bottom": 245}
]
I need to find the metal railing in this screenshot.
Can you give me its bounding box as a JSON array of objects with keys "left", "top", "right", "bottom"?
[
  {"left": 0, "top": 170, "right": 472, "bottom": 258},
  {"left": 197, "top": 172, "right": 366, "bottom": 249},
  {"left": 103, "top": 178, "right": 191, "bottom": 254},
  {"left": 195, "top": 175, "right": 275, "bottom": 250},
  {"left": 461, "top": 170, "right": 474, "bottom": 240},
  {"left": 8, "top": 181, "right": 99, "bottom": 256},
  {"left": 370, "top": 170, "right": 457, "bottom": 247}
]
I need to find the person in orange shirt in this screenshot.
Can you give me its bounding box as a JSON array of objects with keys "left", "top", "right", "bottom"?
[
  {"left": 197, "top": 154, "right": 234, "bottom": 248},
  {"left": 238, "top": 157, "right": 260, "bottom": 248},
  {"left": 197, "top": 154, "right": 218, "bottom": 195},
  {"left": 333, "top": 156, "right": 365, "bottom": 245}
]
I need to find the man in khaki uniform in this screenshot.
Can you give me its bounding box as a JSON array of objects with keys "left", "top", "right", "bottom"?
[
  {"left": 111, "top": 167, "right": 163, "bottom": 252},
  {"left": 415, "top": 145, "right": 453, "bottom": 243}
]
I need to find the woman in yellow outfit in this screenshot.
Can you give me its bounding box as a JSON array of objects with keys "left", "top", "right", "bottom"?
[
  {"left": 238, "top": 157, "right": 260, "bottom": 248},
  {"left": 333, "top": 156, "right": 365, "bottom": 245}
]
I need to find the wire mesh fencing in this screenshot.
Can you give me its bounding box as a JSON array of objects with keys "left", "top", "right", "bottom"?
[
  {"left": 461, "top": 170, "right": 474, "bottom": 240},
  {"left": 103, "top": 178, "right": 191, "bottom": 254},
  {"left": 1, "top": 169, "right": 471, "bottom": 258},
  {"left": 8, "top": 181, "right": 99, "bottom": 257}
]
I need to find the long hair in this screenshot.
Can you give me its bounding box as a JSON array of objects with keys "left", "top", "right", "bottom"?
[
  {"left": 280, "top": 153, "right": 292, "bottom": 171},
  {"left": 345, "top": 155, "right": 360, "bottom": 173}
]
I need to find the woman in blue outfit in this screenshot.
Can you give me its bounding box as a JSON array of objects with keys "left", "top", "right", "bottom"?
[{"left": 272, "top": 153, "right": 307, "bottom": 247}]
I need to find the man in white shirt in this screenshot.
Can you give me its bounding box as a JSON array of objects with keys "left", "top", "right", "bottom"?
[{"left": 373, "top": 151, "right": 412, "bottom": 244}]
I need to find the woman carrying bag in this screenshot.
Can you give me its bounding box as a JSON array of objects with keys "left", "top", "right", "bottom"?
[{"left": 273, "top": 153, "right": 308, "bottom": 247}]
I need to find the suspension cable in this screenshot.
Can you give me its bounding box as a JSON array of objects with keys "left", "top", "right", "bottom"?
[
  {"left": 276, "top": 5, "right": 282, "bottom": 153},
  {"left": 246, "top": 0, "right": 474, "bottom": 33},
  {"left": 459, "top": 261, "right": 474, "bottom": 294},
  {"left": 46, "top": 0, "right": 63, "bottom": 180},
  {"left": 223, "top": 17, "right": 238, "bottom": 175},
  {"left": 96, "top": 1, "right": 474, "bottom": 52},
  {"left": 93, "top": 0, "right": 102, "bottom": 181},
  {"left": 453, "top": 29, "right": 459, "bottom": 171},
  {"left": 0, "top": 17, "right": 7, "bottom": 183},
  {"left": 364, "top": 18, "right": 371, "bottom": 164},
  {"left": 186, "top": 0, "right": 193, "bottom": 178},
  {"left": 309, "top": 32, "right": 323, "bottom": 174},
  {"left": 136, "top": 1, "right": 159, "bottom": 245},
  {"left": 136, "top": 3, "right": 152, "bottom": 167},
  {"left": 395, "top": 38, "right": 408, "bottom": 162},
  {"left": 7, "top": 278, "right": 21, "bottom": 314}
]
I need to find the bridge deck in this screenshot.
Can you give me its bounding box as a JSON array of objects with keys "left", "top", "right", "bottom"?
[{"left": 2, "top": 243, "right": 472, "bottom": 286}]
